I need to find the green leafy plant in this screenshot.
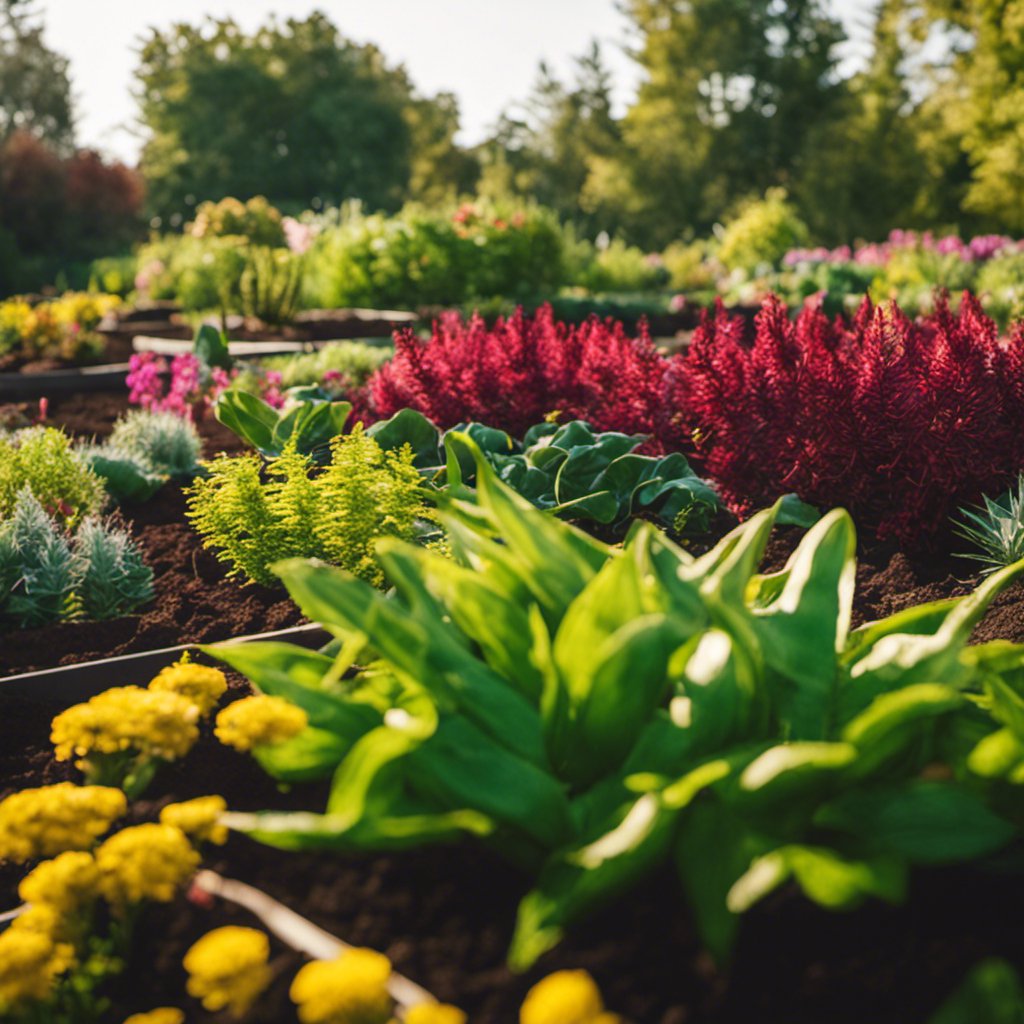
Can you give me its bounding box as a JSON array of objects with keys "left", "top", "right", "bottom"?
[
  {"left": 186, "top": 427, "right": 428, "bottom": 588},
  {"left": 239, "top": 245, "right": 304, "bottom": 326},
  {"left": 79, "top": 410, "right": 203, "bottom": 504},
  {"left": 954, "top": 474, "right": 1024, "bottom": 574},
  {"left": 208, "top": 436, "right": 1024, "bottom": 972},
  {"left": 212, "top": 389, "right": 352, "bottom": 462},
  {"left": 0, "top": 426, "right": 106, "bottom": 529},
  {"left": 0, "top": 488, "right": 152, "bottom": 628},
  {"left": 255, "top": 341, "right": 393, "bottom": 391}
]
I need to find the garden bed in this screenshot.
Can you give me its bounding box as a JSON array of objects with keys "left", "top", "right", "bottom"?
[{"left": 6, "top": 388, "right": 1024, "bottom": 1022}]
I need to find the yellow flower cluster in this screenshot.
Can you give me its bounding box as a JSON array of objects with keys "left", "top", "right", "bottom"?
[
  {"left": 520, "top": 970, "right": 625, "bottom": 1024},
  {"left": 159, "top": 795, "right": 228, "bottom": 845},
  {"left": 0, "top": 906, "right": 77, "bottom": 1010},
  {"left": 183, "top": 926, "right": 273, "bottom": 1017},
  {"left": 122, "top": 1010, "right": 185, "bottom": 1024},
  {"left": 149, "top": 658, "right": 227, "bottom": 716},
  {"left": 290, "top": 947, "right": 393, "bottom": 1024},
  {"left": 95, "top": 824, "right": 200, "bottom": 906},
  {"left": 406, "top": 1003, "right": 468, "bottom": 1024},
  {"left": 215, "top": 695, "right": 309, "bottom": 752},
  {"left": 18, "top": 850, "right": 99, "bottom": 916},
  {"left": 0, "top": 783, "right": 127, "bottom": 862},
  {"left": 51, "top": 686, "right": 201, "bottom": 767}
]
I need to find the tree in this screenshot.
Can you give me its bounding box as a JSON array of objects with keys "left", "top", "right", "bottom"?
[
  {"left": 583, "top": 0, "right": 848, "bottom": 246},
  {"left": 135, "top": 12, "right": 465, "bottom": 221},
  {"left": 0, "top": 0, "right": 74, "bottom": 152},
  {"left": 482, "top": 42, "right": 622, "bottom": 235}
]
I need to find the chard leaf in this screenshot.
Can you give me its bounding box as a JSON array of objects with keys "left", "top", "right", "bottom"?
[
  {"left": 251, "top": 727, "right": 351, "bottom": 781},
  {"left": 366, "top": 408, "right": 443, "bottom": 468}
]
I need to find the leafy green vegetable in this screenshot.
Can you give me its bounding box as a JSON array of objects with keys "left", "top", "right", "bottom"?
[{"left": 208, "top": 434, "right": 1024, "bottom": 971}]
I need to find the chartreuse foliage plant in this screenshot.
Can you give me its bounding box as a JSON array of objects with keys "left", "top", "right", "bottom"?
[
  {"left": 186, "top": 427, "right": 427, "bottom": 588},
  {"left": 0, "top": 426, "right": 106, "bottom": 530},
  {"left": 207, "top": 436, "right": 1024, "bottom": 971}
]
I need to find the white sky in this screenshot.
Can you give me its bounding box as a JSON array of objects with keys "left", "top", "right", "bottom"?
[{"left": 42, "top": 0, "right": 875, "bottom": 166}]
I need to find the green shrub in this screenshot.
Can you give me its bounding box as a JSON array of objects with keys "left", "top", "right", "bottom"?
[
  {"left": 577, "top": 238, "right": 667, "bottom": 293},
  {"left": 210, "top": 437, "right": 1024, "bottom": 971},
  {"left": 257, "top": 341, "right": 392, "bottom": 391},
  {"left": 107, "top": 409, "right": 203, "bottom": 479},
  {"left": 0, "top": 426, "right": 106, "bottom": 529},
  {"left": 188, "top": 195, "right": 286, "bottom": 247},
  {"left": 186, "top": 426, "right": 428, "bottom": 587},
  {"left": 719, "top": 188, "right": 809, "bottom": 273}
]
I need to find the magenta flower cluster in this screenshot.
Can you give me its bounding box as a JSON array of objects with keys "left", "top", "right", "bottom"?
[{"left": 783, "top": 230, "right": 1024, "bottom": 268}]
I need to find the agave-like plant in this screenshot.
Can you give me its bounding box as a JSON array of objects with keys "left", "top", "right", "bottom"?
[{"left": 954, "top": 473, "right": 1024, "bottom": 573}]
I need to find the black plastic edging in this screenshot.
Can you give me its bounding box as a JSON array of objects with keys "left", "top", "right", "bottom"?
[
  {"left": 2, "top": 622, "right": 332, "bottom": 702},
  {"left": 0, "top": 363, "right": 132, "bottom": 400}
]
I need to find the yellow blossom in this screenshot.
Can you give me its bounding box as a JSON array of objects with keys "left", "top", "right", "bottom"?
[
  {"left": 215, "top": 695, "right": 308, "bottom": 752},
  {"left": 19, "top": 850, "right": 99, "bottom": 915},
  {"left": 122, "top": 1010, "right": 186, "bottom": 1024},
  {"left": 159, "top": 795, "right": 228, "bottom": 845},
  {"left": 520, "top": 970, "right": 606, "bottom": 1024},
  {"left": 406, "top": 1003, "right": 468, "bottom": 1024},
  {"left": 51, "top": 686, "right": 200, "bottom": 766},
  {"left": 0, "top": 783, "right": 127, "bottom": 861},
  {"left": 0, "top": 913, "right": 77, "bottom": 1009},
  {"left": 96, "top": 824, "right": 199, "bottom": 906},
  {"left": 290, "top": 947, "right": 393, "bottom": 1024},
  {"left": 148, "top": 656, "right": 227, "bottom": 716},
  {"left": 183, "top": 926, "right": 272, "bottom": 1018}
]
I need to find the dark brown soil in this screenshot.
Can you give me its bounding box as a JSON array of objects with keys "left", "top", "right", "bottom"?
[{"left": 3, "top": 391, "right": 1024, "bottom": 1023}]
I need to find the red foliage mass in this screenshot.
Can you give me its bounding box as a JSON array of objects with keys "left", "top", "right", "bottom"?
[
  {"left": 367, "top": 304, "right": 669, "bottom": 440},
  {"left": 660, "top": 293, "right": 1024, "bottom": 545}
]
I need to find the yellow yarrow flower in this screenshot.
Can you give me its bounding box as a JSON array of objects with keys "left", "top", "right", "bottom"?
[
  {"left": 406, "top": 1003, "right": 468, "bottom": 1024},
  {"left": 122, "top": 1010, "right": 186, "bottom": 1024},
  {"left": 19, "top": 850, "right": 99, "bottom": 916},
  {"left": 159, "top": 795, "right": 228, "bottom": 845},
  {"left": 148, "top": 656, "right": 227, "bottom": 716},
  {"left": 96, "top": 824, "right": 199, "bottom": 906},
  {"left": 215, "top": 695, "right": 308, "bottom": 752},
  {"left": 0, "top": 783, "right": 127, "bottom": 862},
  {"left": 51, "top": 686, "right": 200, "bottom": 766},
  {"left": 290, "top": 947, "right": 393, "bottom": 1024},
  {"left": 0, "top": 924, "right": 75, "bottom": 1009},
  {"left": 183, "top": 926, "right": 272, "bottom": 1018},
  {"left": 520, "top": 970, "right": 606, "bottom": 1024}
]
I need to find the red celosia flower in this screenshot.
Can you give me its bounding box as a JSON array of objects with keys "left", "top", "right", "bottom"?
[
  {"left": 660, "top": 293, "right": 1024, "bottom": 545},
  {"left": 367, "top": 305, "right": 669, "bottom": 442}
]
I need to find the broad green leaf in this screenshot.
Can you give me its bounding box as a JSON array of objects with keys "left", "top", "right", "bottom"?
[
  {"left": 814, "top": 781, "right": 1017, "bottom": 862},
  {"left": 774, "top": 493, "right": 821, "bottom": 527},
  {"left": 408, "top": 714, "right": 574, "bottom": 849},
  {"left": 193, "top": 323, "right": 231, "bottom": 370},
  {"left": 928, "top": 959, "right": 1024, "bottom": 1024},
  {"left": 366, "top": 408, "right": 443, "bottom": 468},
  {"left": 214, "top": 389, "right": 277, "bottom": 453},
  {"left": 378, "top": 538, "right": 543, "bottom": 699},
  {"left": 842, "top": 558, "right": 1024, "bottom": 721},
  {"left": 967, "top": 727, "right": 1024, "bottom": 779},
  {"left": 508, "top": 790, "right": 681, "bottom": 971},
  {"left": 447, "top": 433, "right": 610, "bottom": 623},
  {"left": 251, "top": 727, "right": 351, "bottom": 781},
  {"left": 274, "top": 558, "right": 549, "bottom": 767},
  {"left": 674, "top": 799, "right": 774, "bottom": 963},
  {"left": 727, "top": 845, "right": 905, "bottom": 913},
  {"left": 749, "top": 509, "right": 857, "bottom": 740},
  {"left": 205, "top": 639, "right": 382, "bottom": 741}
]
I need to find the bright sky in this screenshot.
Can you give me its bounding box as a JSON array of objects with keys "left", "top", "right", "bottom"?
[{"left": 42, "top": 0, "right": 875, "bottom": 166}]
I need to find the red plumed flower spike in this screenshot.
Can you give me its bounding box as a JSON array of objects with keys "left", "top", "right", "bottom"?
[
  {"left": 367, "top": 304, "right": 669, "bottom": 441},
  {"left": 662, "top": 293, "right": 1024, "bottom": 545}
]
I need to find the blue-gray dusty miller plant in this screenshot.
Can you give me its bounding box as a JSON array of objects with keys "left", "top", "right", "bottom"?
[{"left": 208, "top": 435, "right": 1024, "bottom": 970}]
